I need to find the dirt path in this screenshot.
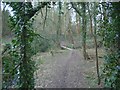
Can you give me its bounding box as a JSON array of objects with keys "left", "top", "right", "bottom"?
[
  {"left": 34, "top": 48, "right": 91, "bottom": 88},
  {"left": 34, "top": 48, "right": 103, "bottom": 88},
  {"left": 50, "top": 50, "right": 88, "bottom": 88}
]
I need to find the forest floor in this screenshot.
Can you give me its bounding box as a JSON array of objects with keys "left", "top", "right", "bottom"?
[{"left": 33, "top": 47, "right": 104, "bottom": 88}]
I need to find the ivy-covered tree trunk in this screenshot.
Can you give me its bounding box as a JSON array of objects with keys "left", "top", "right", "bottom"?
[
  {"left": 112, "top": 2, "right": 120, "bottom": 89},
  {"left": 0, "top": 3, "right": 2, "bottom": 90},
  {"left": 93, "top": 3, "right": 100, "bottom": 85},
  {"left": 81, "top": 2, "right": 87, "bottom": 60},
  {"left": 101, "top": 2, "right": 120, "bottom": 88},
  {"left": 11, "top": 2, "right": 35, "bottom": 89},
  {"left": 3, "top": 2, "right": 48, "bottom": 89},
  {"left": 57, "top": 1, "right": 62, "bottom": 48}
]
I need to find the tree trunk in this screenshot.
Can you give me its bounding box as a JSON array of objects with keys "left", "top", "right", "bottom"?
[
  {"left": 93, "top": 3, "right": 100, "bottom": 85},
  {"left": 76, "top": 13, "right": 81, "bottom": 34},
  {"left": 82, "top": 3, "right": 87, "bottom": 60},
  {"left": 0, "top": 4, "right": 2, "bottom": 90},
  {"left": 57, "top": 1, "right": 62, "bottom": 48},
  {"left": 68, "top": 17, "right": 74, "bottom": 45}
]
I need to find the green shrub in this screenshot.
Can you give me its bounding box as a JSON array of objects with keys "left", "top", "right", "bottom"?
[{"left": 31, "top": 36, "right": 52, "bottom": 54}]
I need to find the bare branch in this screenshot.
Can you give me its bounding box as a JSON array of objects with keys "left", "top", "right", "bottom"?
[
  {"left": 71, "top": 2, "right": 81, "bottom": 16},
  {"left": 40, "top": 9, "right": 43, "bottom": 17}
]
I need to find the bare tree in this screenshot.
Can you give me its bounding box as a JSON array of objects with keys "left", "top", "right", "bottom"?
[
  {"left": 71, "top": 2, "right": 87, "bottom": 60},
  {"left": 81, "top": 2, "right": 87, "bottom": 60},
  {"left": 57, "top": 1, "right": 62, "bottom": 48},
  {"left": 87, "top": 2, "right": 100, "bottom": 85}
]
